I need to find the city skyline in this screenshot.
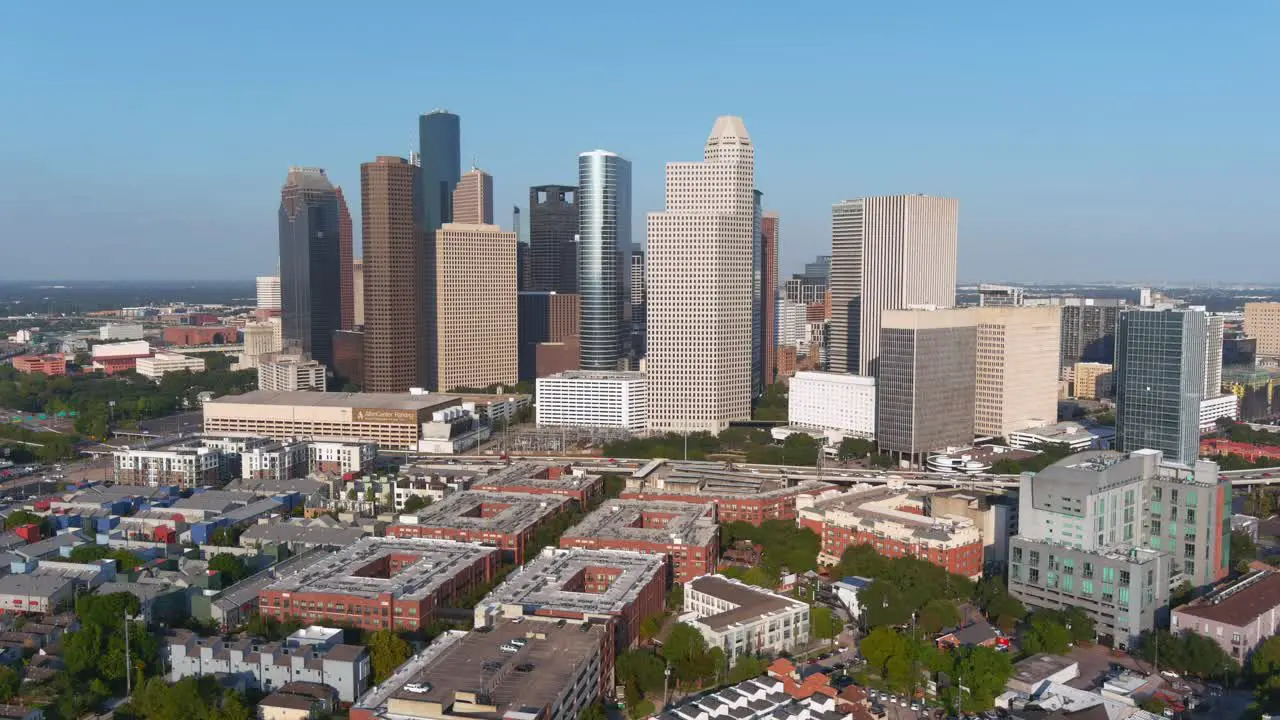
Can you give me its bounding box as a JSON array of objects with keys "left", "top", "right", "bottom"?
[{"left": 2, "top": 4, "right": 1276, "bottom": 283}]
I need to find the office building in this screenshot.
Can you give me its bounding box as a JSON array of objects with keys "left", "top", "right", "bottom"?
[
  {"left": 682, "top": 575, "right": 811, "bottom": 664},
  {"left": 978, "top": 284, "right": 1025, "bottom": 307},
  {"left": 1073, "top": 362, "right": 1113, "bottom": 400},
  {"left": 797, "top": 488, "right": 985, "bottom": 578},
  {"left": 1172, "top": 570, "right": 1280, "bottom": 661},
  {"left": 517, "top": 292, "right": 580, "bottom": 381},
  {"left": 1046, "top": 298, "right": 1126, "bottom": 370},
  {"left": 99, "top": 324, "right": 145, "bottom": 341},
  {"left": 257, "top": 275, "right": 282, "bottom": 311},
  {"left": 12, "top": 354, "right": 67, "bottom": 376},
  {"left": 331, "top": 329, "right": 364, "bottom": 386},
  {"left": 829, "top": 195, "right": 959, "bottom": 376},
  {"left": 876, "top": 307, "right": 979, "bottom": 463},
  {"left": 630, "top": 250, "right": 646, "bottom": 318},
  {"left": 260, "top": 537, "right": 498, "bottom": 631},
  {"left": 279, "top": 167, "right": 342, "bottom": 366},
  {"left": 237, "top": 321, "right": 284, "bottom": 370},
  {"left": 647, "top": 116, "right": 755, "bottom": 433},
  {"left": 352, "top": 260, "right": 364, "bottom": 326},
  {"left": 778, "top": 300, "right": 807, "bottom": 347},
  {"left": 1244, "top": 302, "right": 1280, "bottom": 360},
  {"left": 417, "top": 110, "right": 461, "bottom": 234},
  {"left": 623, "top": 462, "right": 834, "bottom": 526},
  {"left": 536, "top": 370, "right": 646, "bottom": 432},
  {"left": 474, "top": 547, "right": 667, "bottom": 649},
  {"left": 452, "top": 168, "right": 494, "bottom": 225},
  {"left": 578, "top": 150, "right": 632, "bottom": 370},
  {"left": 1115, "top": 308, "right": 1208, "bottom": 466},
  {"left": 1199, "top": 394, "right": 1239, "bottom": 431},
  {"left": 927, "top": 489, "right": 1017, "bottom": 572},
  {"left": 1008, "top": 449, "right": 1230, "bottom": 648},
  {"left": 135, "top": 352, "right": 206, "bottom": 380},
  {"left": 361, "top": 155, "right": 425, "bottom": 393},
  {"left": 1008, "top": 421, "right": 1115, "bottom": 452},
  {"left": 751, "top": 190, "right": 764, "bottom": 398},
  {"left": 389, "top": 491, "right": 573, "bottom": 564},
  {"left": 91, "top": 340, "right": 153, "bottom": 375},
  {"left": 788, "top": 371, "right": 875, "bottom": 439},
  {"left": 1205, "top": 314, "right": 1225, "bottom": 397},
  {"left": 164, "top": 627, "right": 371, "bottom": 703},
  {"left": 762, "top": 211, "right": 779, "bottom": 386},
  {"left": 349, "top": 618, "right": 610, "bottom": 720},
  {"left": 434, "top": 223, "right": 517, "bottom": 391},
  {"left": 529, "top": 185, "right": 578, "bottom": 293},
  {"left": 203, "top": 390, "right": 464, "bottom": 451},
  {"left": 258, "top": 354, "right": 328, "bottom": 392},
  {"left": 561, "top": 499, "right": 719, "bottom": 583},
  {"left": 336, "top": 186, "right": 355, "bottom": 331},
  {"left": 974, "top": 305, "right": 1062, "bottom": 438}
]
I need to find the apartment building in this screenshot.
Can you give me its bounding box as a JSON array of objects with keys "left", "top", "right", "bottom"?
[{"left": 682, "top": 575, "right": 810, "bottom": 664}]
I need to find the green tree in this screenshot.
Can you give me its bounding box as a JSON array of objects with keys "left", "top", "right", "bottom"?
[
  {"left": 1060, "top": 606, "right": 1096, "bottom": 644},
  {"left": 602, "top": 473, "right": 627, "bottom": 498},
  {"left": 811, "top": 605, "right": 842, "bottom": 642},
  {"left": 661, "top": 622, "right": 718, "bottom": 686},
  {"left": 631, "top": 698, "right": 657, "bottom": 719},
  {"left": 369, "top": 629, "right": 412, "bottom": 683},
  {"left": 949, "top": 646, "right": 1014, "bottom": 712},
  {"left": 3, "top": 509, "right": 44, "bottom": 531},
  {"left": 70, "top": 545, "right": 143, "bottom": 572},
  {"left": 208, "top": 553, "right": 249, "bottom": 583},
  {"left": 728, "top": 655, "right": 769, "bottom": 683},
  {"left": 918, "top": 598, "right": 962, "bottom": 634},
  {"left": 837, "top": 437, "right": 875, "bottom": 461},
  {"left": 0, "top": 666, "right": 19, "bottom": 702},
  {"left": 639, "top": 613, "right": 665, "bottom": 642},
  {"left": 579, "top": 702, "right": 609, "bottom": 720},
  {"left": 402, "top": 494, "right": 431, "bottom": 513},
  {"left": 1022, "top": 612, "right": 1072, "bottom": 655},
  {"left": 722, "top": 565, "right": 778, "bottom": 589},
  {"left": 1231, "top": 531, "right": 1258, "bottom": 572},
  {"left": 1171, "top": 580, "right": 1195, "bottom": 607},
  {"left": 860, "top": 627, "right": 908, "bottom": 677},
  {"left": 780, "top": 433, "right": 821, "bottom": 466},
  {"left": 1140, "top": 698, "right": 1168, "bottom": 714},
  {"left": 616, "top": 649, "right": 667, "bottom": 695}
]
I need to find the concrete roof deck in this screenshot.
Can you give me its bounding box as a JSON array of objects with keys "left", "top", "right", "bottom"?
[
  {"left": 479, "top": 547, "right": 666, "bottom": 616},
  {"left": 205, "top": 389, "right": 456, "bottom": 411},
  {"left": 398, "top": 490, "right": 571, "bottom": 535},
  {"left": 562, "top": 499, "right": 717, "bottom": 546},
  {"left": 686, "top": 575, "right": 806, "bottom": 631}
]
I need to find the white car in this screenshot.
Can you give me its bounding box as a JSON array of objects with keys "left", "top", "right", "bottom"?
[
  {"left": 1160, "top": 670, "right": 1180, "bottom": 681},
  {"left": 404, "top": 683, "right": 431, "bottom": 694}
]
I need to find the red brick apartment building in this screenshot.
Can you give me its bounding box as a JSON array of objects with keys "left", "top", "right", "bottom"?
[
  {"left": 622, "top": 460, "right": 838, "bottom": 525},
  {"left": 560, "top": 499, "right": 719, "bottom": 583},
  {"left": 11, "top": 354, "right": 66, "bottom": 376},
  {"left": 798, "top": 487, "right": 985, "bottom": 579},
  {"left": 258, "top": 537, "right": 498, "bottom": 631},
  {"left": 388, "top": 490, "right": 573, "bottom": 563},
  {"left": 473, "top": 461, "right": 605, "bottom": 507}
]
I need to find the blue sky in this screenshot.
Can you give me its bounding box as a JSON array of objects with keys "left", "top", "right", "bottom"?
[{"left": 1, "top": 2, "right": 1276, "bottom": 283}]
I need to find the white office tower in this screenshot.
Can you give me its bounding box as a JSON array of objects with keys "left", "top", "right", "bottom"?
[
  {"left": 256, "top": 275, "right": 282, "bottom": 311},
  {"left": 788, "top": 371, "right": 876, "bottom": 438},
  {"left": 646, "top": 117, "right": 755, "bottom": 433}
]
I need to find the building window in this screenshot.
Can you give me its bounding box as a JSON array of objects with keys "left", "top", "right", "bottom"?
[
  {"left": 1029, "top": 551, "right": 1040, "bottom": 566},
  {"left": 1082, "top": 580, "right": 1094, "bottom": 596}
]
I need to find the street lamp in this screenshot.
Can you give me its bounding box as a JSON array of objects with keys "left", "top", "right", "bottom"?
[{"left": 663, "top": 663, "right": 673, "bottom": 708}]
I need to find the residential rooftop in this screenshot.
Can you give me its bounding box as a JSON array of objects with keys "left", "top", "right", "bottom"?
[
  {"left": 395, "top": 490, "right": 571, "bottom": 535},
  {"left": 685, "top": 575, "right": 809, "bottom": 631},
  {"left": 1011, "top": 654, "right": 1078, "bottom": 686},
  {"left": 478, "top": 547, "right": 667, "bottom": 617},
  {"left": 472, "top": 461, "right": 601, "bottom": 494},
  {"left": 262, "top": 537, "right": 498, "bottom": 602},
  {"left": 802, "top": 486, "right": 981, "bottom": 544},
  {"left": 238, "top": 520, "right": 368, "bottom": 548},
  {"left": 561, "top": 499, "right": 718, "bottom": 546},
  {"left": 629, "top": 460, "right": 836, "bottom": 499},
  {"left": 1174, "top": 570, "right": 1280, "bottom": 626},
  {"left": 170, "top": 490, "right": 259, "bottom": 514},
  {"left": 204, "top": 389, "right": 457, "bottom": 411}
]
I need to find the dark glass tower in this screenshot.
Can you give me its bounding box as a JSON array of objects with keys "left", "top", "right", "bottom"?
[
  {"left": 278, "top": 167, "right": 342, "bottom": 367},
  {"left": 576, "top": 151, "right": 631, "bottom": 370},
  {"left": 530, "top": 185, "right": 578, "bottom": 292},
  {"left": 1115, "top": 308, "right": 1207, "bottom": 465},
  {"left": 417, "top": 110, "right": 461, "bottom": 234}
]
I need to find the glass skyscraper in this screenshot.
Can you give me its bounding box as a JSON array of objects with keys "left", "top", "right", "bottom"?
[
  {"left": 417, "top": 110, "right": 461, "bottom": 233},
  {"left": 278, "top": 167, "right": 342, "bottom": 367},
  {"left": 751, "top": 189, "right": 764, "bottom": 398},
  {"left": 1115, "top": 308, "right": 1208, "bottom": 466},
  {"left": 576, "top": 150, "right": 632, "bottom": 370}
]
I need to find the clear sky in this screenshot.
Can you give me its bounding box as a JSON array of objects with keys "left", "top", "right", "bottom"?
[{"left": 1, "top": 2, "right": 1276, "bottom": 283}]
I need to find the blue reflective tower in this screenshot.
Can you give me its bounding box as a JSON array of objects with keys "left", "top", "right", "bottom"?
[
  {"left": 577, "top": 150, "right": 632, "bottom": 370},
  {"left": 417, "top": 110, "right": 461, "bottom": 233}
]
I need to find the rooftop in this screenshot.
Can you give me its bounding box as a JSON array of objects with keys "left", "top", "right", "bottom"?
[
  {"left": 396, "top": 490, "right": 571, "bottom": 535},
  {"left": 1011, "top": 654, "right": 1078, "bottom": 685},
  {"left": 802, "top": 487, "right": 981, "bottom": 545},
  {"left": 478, "top": 547, "right": 666, "bottom": 617},
  {"left": 1174, "top": 570, "right": 1280, "bottom": 626},
  {"left": 685, "top": 575, "right": 808, "bottom": 631},
  {"left": 262, "top": 537, "right": 497, "bottom": 602},
  {"left": 660, "top": 675, "right": 839, "bottom": 720},
  {"left": 238, "top": 520, "right": 367, "bottom": 548},
  {"left": 171, "top": 490, "right": 258, "bottom": 514},
  {"left": 204, "top": 389, "right": 457, "bottom": 412},
  {"left": 165, "top": 627, "right": 368, "bottom": 670},
  {"left": 380, "top": 618, "right": 608, "bottom": 720},
  {"left": 562, "top": 499, "right": 718, "bottom": 547},
  {"left": 472, "top": 462, "right": 601, "bottom": 494},
  {"left": 632, "top": 461, "right": 836, "bottom": 500},
  {"left": 539, "top": 370, "right": 646, "bottom": 382}
]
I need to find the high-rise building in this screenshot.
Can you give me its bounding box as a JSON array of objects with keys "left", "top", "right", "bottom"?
[
  {"left": 352, "top": 260, "right": 364, "bottom": 326},
  {"left": 1073, "top": 362, "right": 1114, "bottom": 400},
  {"left": 1244, "top": 302, "right": 1280, "bottom": 361},
  {"left": 778, "top": 300, "right": 807, "bottom": 347},
  {"left": 761, "top": 212, "right": 779, "bottom": 387},
  {"left": 829, "top": 195, "right": 959, "bottom": 376},
  {"left": 452, "top": 168, "right": 494, "bottom": 225},
  {"left": 750, "top": 190, "right": 764, "bottom": 398},
  {"left": 646, "top": 116, "right": 755, "bottom": 433},
  {"left": 577, "top": 151, "right": 632, "bottom": 371},
  {"left": 278, "top": 167, "right": 342, "bottom": 366},
  {"left": 1042, "top": 297, "right": 1127, "bottom": 370},
  {"left": 360, "top": 156, "right": 423, "bottom": 393},
  {"left": 434, "top": 223, "right": 518, "bottom": 391},
  {"left": 1205, "top": 314, "right": 1225, "bottom": 397},
  {"left": 258, "top": 354, "right": 328, "bottom": 392},
  {"left": 417, "top": 110, "right": 461, "bottom": 234},
  {"left": 255, "top": 275, "right": 281, "bottom": 311},
  {"left": 978, "top": 284, "right": 1025, "bottom": 307},
  {"left": 876, "top": 307, "right": 978, "bottom": 464},
  {"left": 974, "top": 306, "right": 1062, "bottom": 438},
  {"left": 529, "top": 185, "right": 578, "bottom": 293},
  {"left": 335, "top": 186, "right": 355, "bottom": 330},
  {"left": 1115, "top": 307, "right": 1208, "bottom": 466},
  {"left": 629, "top": 250, "right": 646, "bottom": 313},
  {"left": 517, "top": 292, "right": 580, "bottom": 381}
]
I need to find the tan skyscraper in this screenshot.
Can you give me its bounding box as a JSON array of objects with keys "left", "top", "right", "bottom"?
[
  {"left": 434, "top": 223, "right": 517, "bottom": 391},
  {"left": 647, "top": 116, "right": 755, "bottom": 433},
  {"left": 1244, "top": 302, "right": 1280, "bottom": 361},
  {"left": 1073, "top": 362, "right": 1114, "bottom": 400},
  {"left": 352, "top": 259, "right": 364, "bottom": 326},
  {"left": 360, "top": 156, "right": 423, "bottom": 392},
  {"left": 452, "top": 168, "right": 494, "bottom": 225},
  {"left": 974, "top": 305, "right": 1062, "bottom": 437},
  {"left": 830, "top": 195, "right": 959, "bottom": 376}
]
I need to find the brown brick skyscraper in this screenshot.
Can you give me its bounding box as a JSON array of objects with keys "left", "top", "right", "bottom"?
[
  {"left": 361, "top": 156, "right": 424, "bottom": 392},
  {"left": 762, "top": 211, "right": 779, "bottom": 385},
  {"left": 336, "top": 186, "right": 355, "bottom": 331}
]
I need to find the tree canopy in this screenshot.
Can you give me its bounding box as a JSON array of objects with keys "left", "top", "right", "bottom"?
[
  {"left": 208, "top": 553, "right": 249, "bottom": 583},
  {"left": 661, "top": 623, "right": 725, "bottom": 687},
  {"left": 722, "top": 519, "right": 821, "bottom": 575},
  {"left": 1135, "top": 630, "right": 1239, "bottom": 679},
  {"left": 369, "top": 629, "right": 412, "bottom": 683}
]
